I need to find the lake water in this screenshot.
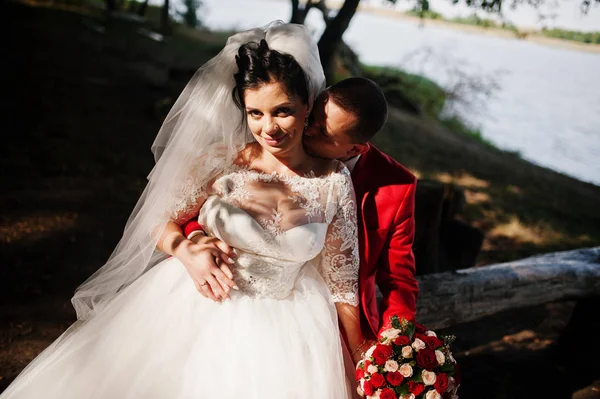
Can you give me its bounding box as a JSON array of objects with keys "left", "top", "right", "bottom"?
[{"left": 199, "top": 0, "right": 600, "bottom": 185}]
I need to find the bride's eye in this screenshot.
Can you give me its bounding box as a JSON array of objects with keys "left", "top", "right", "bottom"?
[
  {"left": 247, "top": 110, "right": 262, "bottom": 118},
  {"left": 276, "top": 107, "right": 292, "bottom": 116}
]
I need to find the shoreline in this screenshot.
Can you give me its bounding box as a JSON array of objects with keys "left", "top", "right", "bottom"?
[{"left": 324, "top": 0, "right": 600, "bottom": 55}]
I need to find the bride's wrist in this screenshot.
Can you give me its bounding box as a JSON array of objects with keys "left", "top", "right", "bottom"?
[
  {"left": 187, "top": 229, "right": 206, "bottom": 243},
  {"left": 172, "top": 237, "right": 195, "bottom": 260},
  {"left": 351, "top": 338, "right": 368, "bottom": 357}
]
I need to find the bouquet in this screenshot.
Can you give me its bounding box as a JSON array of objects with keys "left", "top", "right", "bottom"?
[{"left": 356, "top": 316, "right": 460, "bottom": 399}]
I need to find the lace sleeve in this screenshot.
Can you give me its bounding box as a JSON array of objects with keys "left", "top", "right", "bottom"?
[
  {"left": 163, "top": 147, "right": 231, "bottom": 225},
  {"left": 319, "top": 165, "right": 360, "bottom": 306},
  {"left": 166, "top": 173, "right": 208, "bottom": 225}
]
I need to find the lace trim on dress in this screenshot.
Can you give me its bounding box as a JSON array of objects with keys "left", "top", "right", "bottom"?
[{"left": 168, "top": 162, "right": 360, "bottom": 305}]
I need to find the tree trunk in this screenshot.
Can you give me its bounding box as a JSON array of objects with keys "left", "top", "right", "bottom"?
[
  {"left": 161, "top": 0, "right": 170, "bottom": 34},
  {"left": 317, "top": 0, "right": 361, "bottom": 83},
  {"left": 412, "top": 247, "right": 600, "bottom": 330},
  {"left": 290, "top": 0, "right": 321, "bottom": 25},
  {"left": 137, "top": 0, "right": 149, "bottom": 16},
  {"left": 105, "top": 0, "right": 117, "bottom": 11},
  {"left": 290, "top": 0, "right": 302, "bottom": 23}
]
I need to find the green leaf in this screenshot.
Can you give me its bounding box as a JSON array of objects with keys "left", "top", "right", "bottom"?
[
  {"left": 413, "top": 372, "right": 423, "bottom": 383},
  {"left": 395, "top": 384, "right": 410, "bottom": 395},
  {"left": 405, "top": 323, "right": 415, "bottom": 340},
  {"left": 439, "top": 363, "right": 455, "bottom": 373}
]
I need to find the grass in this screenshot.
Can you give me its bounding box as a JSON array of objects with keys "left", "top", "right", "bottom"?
[
  {"left": 358, "top": 64, "right": 502, "bottom": 154},
  {"left": 439, "top": 115, "right": 498, "bottom": 151},
  {"left": 359, "top": 64, "right": 446, "bottom": 117},
  {"left": 540, "top": 28, "right": 600, "bottom": 44},
  {"left": 404, "top": 8, "right": 600, "bottom": 44},
  {"left": 451, "top": 14, "right": 503, "bottom": 29},
  {"left": 405, "top": 9, "right": 444, "bottom": 20}
]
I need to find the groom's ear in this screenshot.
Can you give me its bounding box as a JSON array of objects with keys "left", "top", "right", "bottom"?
[{"left": 347, "top": 143, "right": 369, "bottom": 158}]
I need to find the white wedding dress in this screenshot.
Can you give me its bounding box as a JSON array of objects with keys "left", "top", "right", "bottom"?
[{"left": 1, "top": 163, "right": 359, "bottom": 399}]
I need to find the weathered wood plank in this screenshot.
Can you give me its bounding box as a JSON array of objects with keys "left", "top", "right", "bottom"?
[{"left": 378, "top": 247, "right": 600, "bottom": 330}]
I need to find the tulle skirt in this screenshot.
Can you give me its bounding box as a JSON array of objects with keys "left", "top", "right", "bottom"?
[{"left": 1, "top": 258, "right": 352, "bottom": 398}]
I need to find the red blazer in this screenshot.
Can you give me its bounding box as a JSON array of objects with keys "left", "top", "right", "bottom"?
[
  {"left": 352, "top": 144, "right": 418, "bottom": 339},
  {"left": 182, "top": 143, "right": 418, "bottom": 339}
]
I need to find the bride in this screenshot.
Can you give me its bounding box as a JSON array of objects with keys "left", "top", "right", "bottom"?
[{"left": 1, "top": 22, "right": 365, "bottom": 398}]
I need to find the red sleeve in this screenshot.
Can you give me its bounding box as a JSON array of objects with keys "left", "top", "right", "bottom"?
[
  {"left": 182, "top": 219, "right": 203, "bottom": 237},
  {"left": 376, "top": 179, "right": 419, "bottom": 333}
]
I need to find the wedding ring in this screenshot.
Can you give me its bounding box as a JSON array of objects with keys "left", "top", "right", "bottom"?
[{"left": 200, "top": 282, "right": 208, "bottom": 286}]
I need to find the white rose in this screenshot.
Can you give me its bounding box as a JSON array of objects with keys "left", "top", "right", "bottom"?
[
  {"left": 380, "top": 328, "right": 402, "bottom": 344},
  {"left": 365, "top": 345, "right": 376, "bottom": 358},
  {"left": 435, "top": 350, "right": 445, "bottom": 365},
  {"left": 399, "top": 363, "right": 413, "bottom": 378},
  {"left": 384, "top": 359, "right": 399, "bottom": 372},
  {"left": 425, "top": 389, "right": 442, "bottom": 399},
  {"left": 400, "top": 394, "right": 416, "bottom": 399},
  {"left": 367, "top": 364, "right": 379, "bottom": 374},
  {"left": 426, "top": 330, "right": 437, "bottom": 337},
  {"left": 368, "top": 389, "right": 381, "bottom": 399},
  {"left": 412, "top": 338, "right": 426, "bottom": 352},
  {"left": 422, "top": 370, "right": 437, "bottom": 386},
  {"left": 357, "top": 386, "right": 365, "bottom": 397},
  {"left": 401, "top": 345, "right": 413, "bottom": 358}
]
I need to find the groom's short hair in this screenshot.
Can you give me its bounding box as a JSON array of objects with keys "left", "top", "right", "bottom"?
[{"left": 326, "top": 77, "right": 388, "bottom": 143}]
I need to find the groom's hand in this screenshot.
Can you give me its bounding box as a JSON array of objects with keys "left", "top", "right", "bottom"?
[{"left": 175, "top": 235, "right": 238, "bottom": 302}]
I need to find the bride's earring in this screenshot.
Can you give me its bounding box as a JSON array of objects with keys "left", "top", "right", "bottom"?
[{"left": 303, "top": 118, "right": 309, "bottom": 132}]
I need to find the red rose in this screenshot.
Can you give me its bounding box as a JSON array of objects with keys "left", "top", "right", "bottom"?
[
  {"left": 370, "top": 373, "right": 386, "bottom": 388},
  {"left": 415, "top": 323, "right": 426, "bottom": 333},
  {"left": 356, "top": 368, "right": 365, "bottom": 381},
  {"left": 363, "top": 380, "right": 375, "bottom": 396},
  {"left": 408, "top": 381, "right": 425, "bottom": 396},
  {"left": 394, "top": 336, "right": 411, "bottom": 346},
  {"left": 435, "top": 373, "right": 449, "bottom": 394},
  {"left": 364, "top": 360, "right": 371, "bottom": 370},
  {"left": 416, "top": 348, "right": 438, "bottom": 371},
  {"left": 386, "top": 371, "right": 404, "bottom": 386},
  {"left": 414, "top": 332, "right": 428, "bottom": 342},
  {"left": 372, "top": 344, "right": 393, "bottom": 365},
  {"left": 380, "top": 388, "right": 397, "bottom": 399},
  {"left": 424, "top": 336, "right": 444, "bottom": 349}
]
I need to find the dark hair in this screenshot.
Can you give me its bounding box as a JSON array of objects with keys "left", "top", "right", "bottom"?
[
  {"left": 232, "top": 40, "right": 309, "bottom": 110},
  {"left": 326, "top": 77, "right": 388, "bottom": 143}
]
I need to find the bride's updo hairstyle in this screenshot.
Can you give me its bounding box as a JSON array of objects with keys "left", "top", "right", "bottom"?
[{"left": 233, "top": 39, "right": 309, "bottom": 110}]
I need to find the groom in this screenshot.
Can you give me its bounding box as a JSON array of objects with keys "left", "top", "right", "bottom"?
[{"left": 184, "top": 77, "right": 418, "bottom": 348}]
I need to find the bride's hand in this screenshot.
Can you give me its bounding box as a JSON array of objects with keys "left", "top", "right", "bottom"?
[
  {"left": 174, "top": 236, "right": 238, "bottom": 302},
  {"left": 351, "top": 339, "right": 377, "bottom": 365}
]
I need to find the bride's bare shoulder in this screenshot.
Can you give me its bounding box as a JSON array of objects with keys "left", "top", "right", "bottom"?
[{"left": 234, "top": 143, "right": 260, "bottom": 166}]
